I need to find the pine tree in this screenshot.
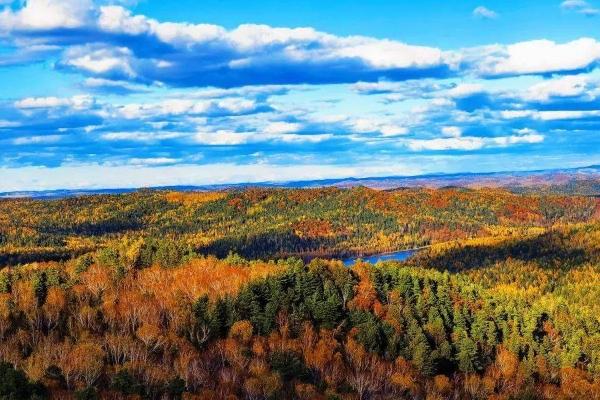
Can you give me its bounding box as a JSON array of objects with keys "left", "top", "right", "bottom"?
[{"left": 455, "top": 330, "right": 478, "bottom": 373}]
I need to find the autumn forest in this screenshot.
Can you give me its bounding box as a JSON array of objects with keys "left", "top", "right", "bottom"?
[{"left": 0, "top": 187, "right": 599, "bottom": 399}]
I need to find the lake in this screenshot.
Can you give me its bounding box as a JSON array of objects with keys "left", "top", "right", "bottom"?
[{"left": 342, "top": 248, "right": 418, "bottom": 266}]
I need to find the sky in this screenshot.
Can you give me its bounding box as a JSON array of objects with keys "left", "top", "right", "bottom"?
[{"left": 1, "top": 0, "right": 600, "bottom": 191}]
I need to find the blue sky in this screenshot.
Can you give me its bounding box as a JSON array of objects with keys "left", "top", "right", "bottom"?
[{"left": 1, "top": 0, "right": 600, "bottom": 190}]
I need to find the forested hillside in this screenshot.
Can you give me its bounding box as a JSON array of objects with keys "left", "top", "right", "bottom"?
[
  {"left": 0, "top": 223, "right": 599, "bottom": 398},
  {"left": 1, "top": 187, "right": 597, "bottom": 264},
  {"left": 0, "top": 188, "right": 599, "bottom": 399}
]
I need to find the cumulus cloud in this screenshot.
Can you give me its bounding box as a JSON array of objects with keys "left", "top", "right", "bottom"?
[
  {"left": 2, "top": 2, "right": 600, "bottom": 86},
  {"left": 51, "top": 5, "right": 454, "bottom": 87},
  {"left": 0, "top": 86, "right": 286, "bottom": 163},
  {"left": 439, "top": 73, "right": 600, "bottom": 116},
  {"left": 0, "top": 0, "right": 94, "bottom": 31},
  {"left": 62, "top": 45, "right": 136, "bottom": 79},
  {"left": 469, "top": 38, "right": 600, "bottom": 77},
  {"left": 2, "top": 2, "right": 456, "bottom": 87},
  {"left": 523, "top": 74, "right": 591, "bottom": 101},
  {"left": 473, "top": 6, "right": 499, "bottom": 19}
]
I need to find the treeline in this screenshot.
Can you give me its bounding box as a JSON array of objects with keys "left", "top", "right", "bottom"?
[
  {"left": 0, "top": 224, "right": 599, "bottom": 399},
  {"left": 0, "top": 187, "right": 597, "bottom": 265}
]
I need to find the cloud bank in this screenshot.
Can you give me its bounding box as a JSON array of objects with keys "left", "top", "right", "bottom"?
[
  {"left": 1, "top": 0, "right": 599, "bottom": 190},
  {"left": 3, "top": 1, "right": 600, "bottom": 88}
]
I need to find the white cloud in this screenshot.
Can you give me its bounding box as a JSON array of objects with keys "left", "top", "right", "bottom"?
[
  {"left": 15, "top": 97, "right": 70, "bottom": 109},
  {"left": 217, "top": 98, "right": 258, "bottom": 114},
  {"left": 500, "top": 109, "right": 600, "bottom": 120},
  {"left": 4, "top": 2, "right": 600, "bottom": 87},
  {"left": 562, "top": 0, "right": 588, "bottom": 8},
  {"left": 348, "top": 118, "right": 408, "bottom": 137},
  {"left": 93, "top": 6, "right": 448, "bottom": 70},
  {"left": 561, "top": 0, "right": 599, "bottom": 16},
  {"left": 98, "top": 5, "right": 226, "bottom": 44},
  {"left": 63, "top": 45, "right": 136, "bottom": 77},
  {"left": 83, "top": 77, "right": 145, "bottom": 93},
  {"left": 114, "top": 97, "right": 259, "bottom": 119},
  {"left": 352, "top": 80, "right": 454, "bottom": 103},
  {"left": 194, "top": 129, "right": 332, "bottom": 145},
  {"left": 352, "top": 81, "right": 405, "bottom": 94},
  {"left": 499, "top": 110, "right": 533, "bottom": 119},
  {"left": 537, "top": 110, "right": 600, "bottom": 120},
  {"left": 264, "top": 122, "right": 302, "bottom": 135},
  {"left": 447, "top": 83, "right": 484, "bottom": 98},
  {"left": 15, "top": 95, "right": 94, "bottom": 110},
  {"left": 329, "top": 37, "right": 444, "bottom": 69},
  {"left": 491, "top": 134, "right": 544, "bottom": 146},
  {"left": 441, "top": 126, "right": 462, "bottom": 137},
  {"left": 0, "top": 0, "right": 93, "bottom": 31},
  {"left": 12, "top": 135, "right": 63, "bottom": 145},
  {"left": 87, "top": 10, "right": 600, "bottom": 81},
  {"left": 380, "top": 126, "right": 409, "bottom": 137},
  {"left": 407, "top": 132, "right": 543, "bottom": 151},
  {"left": 473, "top": 6, "right": 498, "bottom": 19},
  {"left": 473, "top": 38, "right": 600, "bottom": 76},
  {"left": 514, "top": 128, "right": 538, "bottom": 135},
  {"left": 277, "top": 133, "right": 333, "bottom": 143},
  {"left": 126, "top": 157, "right": 179, "bottom": 166},
  {"left": 194, "top": 130, "right": 250, "bottom": 145},
  {"left": 101, "top": 131, "right": 187, "bottom": 141},
  {"left": 0, "top": 120, "right": 19, "bottom": 128},
  {"left": 227, "top": 24, "right": 325, "bottom": 52},
  {"left": 408, "top": 137, "right": 485, "bottom": 151},
  {"left": 349, "top": 119, "right": 379, "bottom": 133},
  {"left": 523, "top": 74, "right": 591, "bottom": 101},
  {"left": 32, "top": 5, "right": 455, "bottom": 86},
  {"left": 97, "top": 5, "right": 152, "bottom": 35},
  {"left": 310, "top": 114, "right": 348, "bottom": 124}
]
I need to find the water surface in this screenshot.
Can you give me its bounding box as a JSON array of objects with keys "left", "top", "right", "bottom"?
[{"left": 343, "top": 249, "right": 418, "bottom": 266}]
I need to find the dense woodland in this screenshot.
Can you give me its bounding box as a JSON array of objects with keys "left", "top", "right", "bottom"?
[
  {"left": 0, "top": 187, "right": 599, "bottom": 399},
  {"left": 1, "top": 187, "right": 598, "bottom": 263}
]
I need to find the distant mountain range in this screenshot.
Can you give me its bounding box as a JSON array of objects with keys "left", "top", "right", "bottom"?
[{"left": 2, "top": 165, "right": 599, "bottom": 199}]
